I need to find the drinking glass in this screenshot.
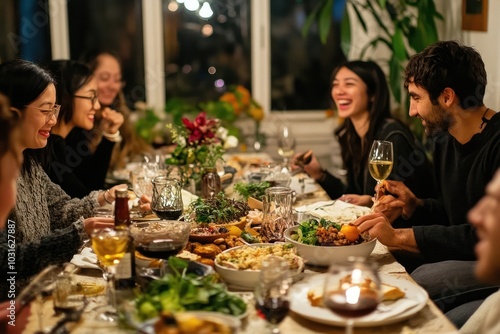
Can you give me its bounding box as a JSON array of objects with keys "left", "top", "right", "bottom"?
[
  {"left": 277, "top": 124, "right": 296, "bottom": 171},
  {"left": 130, "top": 221, "right": 191, "bottom": 277},
  {"left": 368, "top": 140, "right": 393, "bottom": 200},
  {"left": 151, "top": 176, "right": 183, "bottom": 220},
  {"left": 261, "top": 187, "right": 295, "bottom": 242},
  {"left": 323, "top": 257, "right": 381, "bottom": 334},
  {"left": 254, "top": 256, "right": 292, "bottom": 334},
  {"left": 90, "top": 228, "right": 129, "bottom": 321}
]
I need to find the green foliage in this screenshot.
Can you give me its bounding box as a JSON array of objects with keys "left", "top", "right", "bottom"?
[
  {"left": 187, "top": 192, "right": 250, "bottom": 224},
  {"left": 134, "top": 108, "right": 160, "bottom": 144},
  {"left": 302, "top": 0, "right": 442, "bottom": 107},
  {"left": 134, "top": 257, "right": 247, "bottom": 321},
  {"left": 295, "top": 218, "right": 342, "bottom": 246},
  {"left": 233, "top": 181, "right": 271, "bottom": 200}
]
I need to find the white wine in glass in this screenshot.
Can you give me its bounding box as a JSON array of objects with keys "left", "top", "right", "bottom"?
[
  {"left": 91, "top": 228, "right": 129, "bottom": 322},
  {"left": 277, "top": 124, "right": 296, "bottom": 170},
  {"left": 368, "top": 141, "right": 393, "bottom": 198}
]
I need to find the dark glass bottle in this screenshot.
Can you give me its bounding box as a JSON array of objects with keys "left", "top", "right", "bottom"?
[
  {"left": 114, "top": 189, "right": 136, "bottom": 289},
  {"left": 201, "top": 167, "right": 221, "bottom": 199}
]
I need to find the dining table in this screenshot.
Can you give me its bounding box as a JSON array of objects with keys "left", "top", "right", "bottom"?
[{"left": 15, "top": 156, "right": 458, "bottom": 334}]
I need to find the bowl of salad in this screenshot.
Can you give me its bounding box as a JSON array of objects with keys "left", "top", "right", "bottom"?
[{"left": 284, "top": 218, "right": 376, "bottom": 267}]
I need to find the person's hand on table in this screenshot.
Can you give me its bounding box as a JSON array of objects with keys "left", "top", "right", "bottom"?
[
  {"left": 138, "top": 194, "right": 151, "bottom": 212},
  {"left": 83, "top": 217, "right": 115, "bottom": 235},
  {"left": 98, "top": 184, "right": 127, "bottom": 206},
  {"left": 377, "top": 180, "right": 422, "bottom": 219}
]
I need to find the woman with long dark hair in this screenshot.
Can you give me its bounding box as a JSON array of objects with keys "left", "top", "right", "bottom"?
[
  {"left": 294, "top": 60, "right": 435, "bottom": 206},
  {"left": 0, "top": 59, "right": 116, "bottom": 299}
]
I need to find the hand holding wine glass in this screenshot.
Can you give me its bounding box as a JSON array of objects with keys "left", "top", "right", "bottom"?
[
  {"left": 254, "top": 256, "right": 292, "bottom": 334},
  {"left": 323, "top": 257, "right": 381, "bottom": 334},
  {"left": 368, "top": 140, "right": 393, "bottom": 200}
]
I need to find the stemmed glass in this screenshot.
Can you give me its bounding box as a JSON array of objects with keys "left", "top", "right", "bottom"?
[
  {"left": 90, "top": 228, "right": 129, "bottom": 321},
  {"left": 368, "top": 140, "right": 393, "bottom": 200},
  {"left": 277, "top": 124, "right": 296, "bottom": 171},
  {"left": 323, "top": 257, "right": 381, "bottom": 334},
  {"left": 151, "top": 176, "right": 183, "bottom": 220},
  {"left": 254, "top": 256, "right": 292, "bottom": 334}
]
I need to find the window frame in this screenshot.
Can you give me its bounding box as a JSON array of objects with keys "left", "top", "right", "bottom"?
[{"left": 48, "top": 0, "right": 325, "bottom": 119}]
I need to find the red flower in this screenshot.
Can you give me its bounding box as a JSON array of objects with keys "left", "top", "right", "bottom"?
[{"left": 182, "top": 112, "right": 219, "bottom": 145}]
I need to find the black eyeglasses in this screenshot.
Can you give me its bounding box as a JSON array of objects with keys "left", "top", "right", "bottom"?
[
  {"left": 24, "top": 104, "right": 61, "bottom": 122},
  {"left": 74, "top": 93, "right": 99, "bottom": 106}
]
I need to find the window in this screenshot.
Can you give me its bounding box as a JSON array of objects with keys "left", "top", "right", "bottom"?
[
  {"left": 270, "top": 0, "right": 346, "bottom": 111},
  {"left": 162, "top": 0, "right": 251, "bottom": 104},
  {"left": 0, "top": 0, "right": 52, "bottom": 63},
  {"left": 67, "top": 0, "right": 145, "bottom": 107}
]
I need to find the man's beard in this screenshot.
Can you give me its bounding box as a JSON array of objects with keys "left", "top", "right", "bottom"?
[{"left": 423, "top": 104, "right": 454, "bottom": 137}]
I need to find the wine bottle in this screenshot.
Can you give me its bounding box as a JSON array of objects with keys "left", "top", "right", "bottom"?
[{"left": 114, "top": 189, "right": 136, "bottom": 289}]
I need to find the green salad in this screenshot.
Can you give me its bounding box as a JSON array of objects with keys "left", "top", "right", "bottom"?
[
  {"left": 290, "top": 218, "right": 342, "bottom": 245},
  {"left": 135, "top": 258, "right": 247, "bottom": 321}
]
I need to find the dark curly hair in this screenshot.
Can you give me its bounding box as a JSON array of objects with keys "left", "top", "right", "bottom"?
[{"left": 404, "top": 40, "right": 486, "bottom": 109}]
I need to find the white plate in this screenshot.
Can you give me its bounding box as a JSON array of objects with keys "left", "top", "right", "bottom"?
[
  {"left": 290, "top": 177, "right": 318, "bottom": 196},
  {"left": 289, "top": 273, "right": 428, "bottom": 327}
]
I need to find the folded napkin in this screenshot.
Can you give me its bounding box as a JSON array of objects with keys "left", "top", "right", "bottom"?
[
  {"left": 71, "top": 247, "right": 101, "bottom": 270},
  {"left": 295, "top": 200, "right": 371, "bottom": 223}
]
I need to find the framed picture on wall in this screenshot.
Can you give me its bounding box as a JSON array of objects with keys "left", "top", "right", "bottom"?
[{"left": 462, "top": 0, "right": 488, "bottom": 31}]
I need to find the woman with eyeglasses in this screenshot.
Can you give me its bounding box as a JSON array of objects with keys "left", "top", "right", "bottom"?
[
  {"left": 75, "top": 49, "right": 152, "bottom": 173},
  {"left": 0, "top": 59, "right": 118, "bottom": 300},
  {"left": 44, "top": 60, "right": 125, "bottom": 198}
]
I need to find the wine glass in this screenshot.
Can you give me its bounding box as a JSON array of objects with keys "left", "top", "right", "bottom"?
[
  {"left": 254, "top": 256, "right": 292, "bottom": 334},
  {"left": 90, "top": 228, "right": 129, "bottom": 321},
  {"left": 323, "top": 257, "right": 381, "bottom": 334},
  {"left": 130, "top": 221, "right": 191, "bottom": 277},
  {"left": 277, "top": 124, "right": 296, "bottom": 171},
  {"left": 368, "top": 140, "right": 393, "bottom": 200},
  {"left": 151, "top": 176, "right": 183, "bottom": 220}
]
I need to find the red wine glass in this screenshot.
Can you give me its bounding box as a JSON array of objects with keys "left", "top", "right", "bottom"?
[
  {"left": 323, "top": 257, "right": 381, "bottom": 334},
  {"left": 254, "top": 256, "right": 292, "bottom": 334}
]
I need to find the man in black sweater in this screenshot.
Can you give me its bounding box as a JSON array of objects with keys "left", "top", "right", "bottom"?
[{"left": 353, "top": 41, "right": 500, "bottom": 327}]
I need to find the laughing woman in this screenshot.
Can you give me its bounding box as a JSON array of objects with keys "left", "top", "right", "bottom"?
[
  {"left": 44, "top": 60, "right": 105, "bottom": 198},
  {"left": 0, "top": 60, "right": 117, "bottom": 299}
]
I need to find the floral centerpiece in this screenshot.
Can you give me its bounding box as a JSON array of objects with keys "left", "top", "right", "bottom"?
[{"left": 165, "top": 111, "right": 238, "bottom": 188}]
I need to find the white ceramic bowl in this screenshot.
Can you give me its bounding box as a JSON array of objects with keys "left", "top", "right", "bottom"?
[
  {"left": 284, "top": 226, "right": 376, "bottom": 267},
  {"left": 214, "top": 243, "right": 304, "bottom": 290}
]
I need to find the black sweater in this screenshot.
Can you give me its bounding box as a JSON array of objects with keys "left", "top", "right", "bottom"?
[
  {"left": 318, "top": 118, "right": 436, "bottom": 200},
  {"left": 412, "top": 112, "right": 500, "bottom": 262},
  {"left": 48, "top": 128, "right": 115, "bottom": 198}
]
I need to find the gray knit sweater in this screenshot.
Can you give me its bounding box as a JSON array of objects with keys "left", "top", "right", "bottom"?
[{"left": 0, "top": 162, "right": 100, "bottom": 300}]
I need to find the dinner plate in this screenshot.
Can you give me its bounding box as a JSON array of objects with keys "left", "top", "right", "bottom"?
[
  {"left": 290, "top": 177, "right": 318, "bottom": 196},
  {"left": 289, "top": 273, "right": 428, "bottom": 327}
]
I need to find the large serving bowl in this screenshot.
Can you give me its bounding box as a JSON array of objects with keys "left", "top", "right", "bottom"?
[
  {"left": 284, "top": 226, "right": 376, "bottom": 267},
  {"left": 130, "top": 221, "right": 191, "bottom": 260},
  {"left": 214, "top": 243, "right": 304, "bottom": 290}
]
